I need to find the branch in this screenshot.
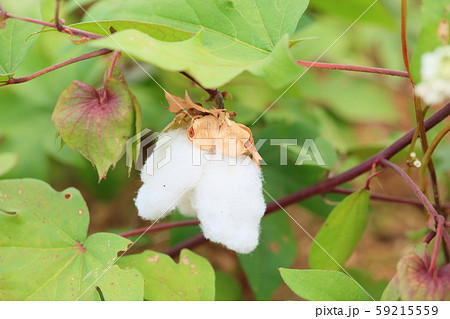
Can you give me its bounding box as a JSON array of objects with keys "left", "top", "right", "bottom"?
[
  {"left": 330, "top": 187, "right": 450, "bottom": 210},
  {"left": 380, "top": 159, "right": 439, "bottom": 220},
  {"left": 165, "top": 102, "right": 450, "bottom": 256},
  {"left": 119, "top": 219, "right": 199, "bottom": 238},
  {"left": 4, "top": 12, "right": 102, "bottom": 39},
  {"left": 401, "top": 0, "right": 411, "bottom": 77},
  {"left": 295, "top": 60, "right": 409, "bottom": 78},
  {"left": 179, "top": 71, "right": 224, "bottom": 109},
  {"left": 0, "top": 49, "right": 112, "bottom": 86},
  {"left": 420, "top": 122, "right": 450, "bottom": 192}
]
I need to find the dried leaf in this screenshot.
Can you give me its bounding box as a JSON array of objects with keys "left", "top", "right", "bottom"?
[{"left": 162, "top": 92, "right": 262, "bottom": 165}]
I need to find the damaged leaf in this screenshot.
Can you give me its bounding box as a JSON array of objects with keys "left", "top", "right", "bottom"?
[{"left": 52, "top": 77, "right": 135, "bottom": 180}]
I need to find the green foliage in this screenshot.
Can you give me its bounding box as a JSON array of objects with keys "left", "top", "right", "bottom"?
[
  {"left": 0, "top": 179, "right": 143, "bottom": 300},
  {"left": 0, "top": 153, "right": 18, "bottom": 177},
  {"left": 52, "top": 77, "right": 136, "bottom": 180},
  {"left": 279, "top": 268, "right": 372, "bottom": 301},
  {"left": 411, "top": 0, "right": 450, "bottom": 82},
  {"left": 116, "top": 249, "right": 215, "bottom": 301},
  {"left": 87, "top": 0, "right": 309, "bottom": 88},
  {"left": 238, "top": 213, "right": 298, "bottom": 300},
  {"left": 0, "top": 0, "right": 41, "bottom": 81},
  {"left": 214, "top": 271, "right": 243, "bottom": 301},
  {"left": 309, "top": 189, "right": 370, "bottom": 270}
]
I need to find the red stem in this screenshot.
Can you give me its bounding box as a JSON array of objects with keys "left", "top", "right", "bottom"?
[
  {"left": 119, "top": 219, "right": 199, "bottom": 238},
  {"left": 423, "top": 231, "right": 436, "bottom": 244},
  {"left": 400, "top": 0, "right": 411, "bottom": 77},
  {"left": 5, "top": 12, "right": 102, "bottom": 39},
  {"left": 164, "top": 103, "right": 450, "bottom": 256},
  {"left": 107, "top": 51, "right": 121, "bottom": 79},
  {"left": 164, "top": 234, "right": 206, "bottom": 257},
  {"left": 380, "top": 159, "right": 439, "bottom": 220},
  {"left": 1, "top": 49, "right": 112, "bottom": 85},
  {"left": 429, "top": 216, "right": 444, "bottom": 274},
  {"left": 295, "top": 60, "right": 409, "bottom": 78},
  {"left": 331, "top": 188, "right": 450, "bottom": 210}
]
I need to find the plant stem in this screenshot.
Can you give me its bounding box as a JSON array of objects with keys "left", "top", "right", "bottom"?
[
  {"left": 429, "top": 216, "right": 444, "bottom": 274},
  {"left": 164, "top": 103, "right": 450, "bottom": 256},
  {"left": 106, "top": 51, "right": 121, "bottom": 79},
  {"left": 119, "top": 219, "right": 200, "bottom": 238},
  {"left": 420, "top": 122, "right": 450, "bottom": 194},
  {"left": 5, "top": 12, "right": 102, "bottom": 39},
  {"left": 413, "top": 95, "right": 441, "bottom": 210},
  {"left": 331, "top": 187, "right": 450, "bottom": 210},
  {"left": 295, "top": 60, "right": 409, "bottom": 78},
  {"left": 423, "top": 230, "right": 436, "bottom": 244},
  {"left": 55, "top": 0, "right": 64, "bottom": 32},
  {"left": 179, "top": 71, "right": 224, "bottom": 109},
  {"left": 401, "top": 0, "right": 411, "bottom": 77},
  {"left": 164, "top": 234, "right": 206, "bottom": 257},
  {"left": 0, "top": 49, "right": 112, "bottom": 86},
  {"left": 380, "top": 159, "right": 439, "bottom": 220}
]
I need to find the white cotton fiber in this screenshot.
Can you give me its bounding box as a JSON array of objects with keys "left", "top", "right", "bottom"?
[
  {"left": 135, "top": 129, "right": 203, "bottom": 220},
  {"left": 177, "top": 189, "right": 198, "bottom": 218},
  {"left": 192, "top": 155, "right": 266, "bottom": 254}
]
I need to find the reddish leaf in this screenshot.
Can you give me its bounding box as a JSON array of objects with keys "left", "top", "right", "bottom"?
[
  {"left": 52, "top": 78, "right": 135, "bottom": 180},
  {"left": 395, "top": 243, "right": 450, "bottom": 301}
]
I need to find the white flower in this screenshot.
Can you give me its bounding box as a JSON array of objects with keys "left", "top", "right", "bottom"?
[
  {"left": 415, "top": 45, "right": 450, "bottom": 105},
  {"left": 135, "top": 128, "right": 266, "bottom": 254}
]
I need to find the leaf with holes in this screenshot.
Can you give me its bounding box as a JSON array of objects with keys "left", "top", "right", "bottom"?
[
  {"left": 0, "top": 179, "right": 144, "bottom": 300},
  {"left": 0, "top": 0, "right": 41, "bottom": 82},
  {"left": 280, "top": 268, "right": 372, "bottom": 301},
  {"left": 116, "top": 249, "right": 215, "bottom": 301},
  {"left": 238, "top": 213, "right": 298, "bottom": 300},
  {"left": 88, "top": 0, "right": 309, "bottom": 88},
  {"left": 52, "top": 77, "right": 135, "bottom": 181},
  {"left": 309, "top": 189, "right": 370, "bottom": 271}
]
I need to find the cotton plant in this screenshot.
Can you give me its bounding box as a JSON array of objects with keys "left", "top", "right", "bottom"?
[
  {"left": 415, "top": 45, "right": 450, "bottom": 105},
  {"left": 135, "top": 92, "right": 265, "bottom": 254}
]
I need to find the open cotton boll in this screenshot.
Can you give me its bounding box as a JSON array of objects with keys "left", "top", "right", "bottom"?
[
  {"left": 192, "top": 154, "right": 266, "bottom": 254},
  {"left": 135, "top": 129, "right": 203, "bottom": 220},
  {"left": 177, "top": 189, "right": 198, "bottom": 218}
]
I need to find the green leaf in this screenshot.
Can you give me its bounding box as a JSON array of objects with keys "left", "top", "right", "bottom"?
[
  {"left": 0, "top": 153, "right": 18, "bottom": 177},
  {"left": 347, "top": 268, "right": 388, "bottom": 301},
  {"left": 215, "top": 271, "right": 243, "bottom": 301},
  {"left": 238, "top": 213, "right": 297, "bottom": 300},
  {"left": 70, "top": 20, "right": 194, "bottom": 41},
  {"left": 116, "top": 249, "right": 215, "bottom": 301},
  {"left": 88, "top": 0, "right": 309, "bottom": 88},
  {"left": 309, "top": 189, "right": 370, "bottom": 270},
  {"left": 0, "top": 0, "right": 41, "bottom": 79},
  {"left": 380, "top": 275, "right": 401, "bottom": 301},
  {"left": 411, "top": 0, "right": 450, "bottom": 82},
  {"left": 0, "top": 179, "right": 144, "bottom": 300},
  {"left": 52, "top": 78, "right": 135, "bottom": 180},
  {"left": 280, "top": 268, "right": 372, "bottom": 301}
]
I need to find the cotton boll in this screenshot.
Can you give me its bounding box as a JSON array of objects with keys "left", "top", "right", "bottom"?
[
  {"left": 192, "top": 155, "right": 266, "bottom": 254},
  {"left": 135, "top": 129, "right": 204, "bottom": 220},
  {"left": 177, "top": 189, "right": 198, "bottom": 218}
]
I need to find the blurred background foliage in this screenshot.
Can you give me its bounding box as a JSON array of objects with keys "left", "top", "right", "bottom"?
[{"left": 0, "top": 0, "right": 449, "bottom": 300}]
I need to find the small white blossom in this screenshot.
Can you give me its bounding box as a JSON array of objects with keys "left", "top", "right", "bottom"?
[
  {"left": 135, "top": 128, "right": 266, "bottom": 254},
  {"left": 415, "top": 46, "right": 450, "bottom": 105}
]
